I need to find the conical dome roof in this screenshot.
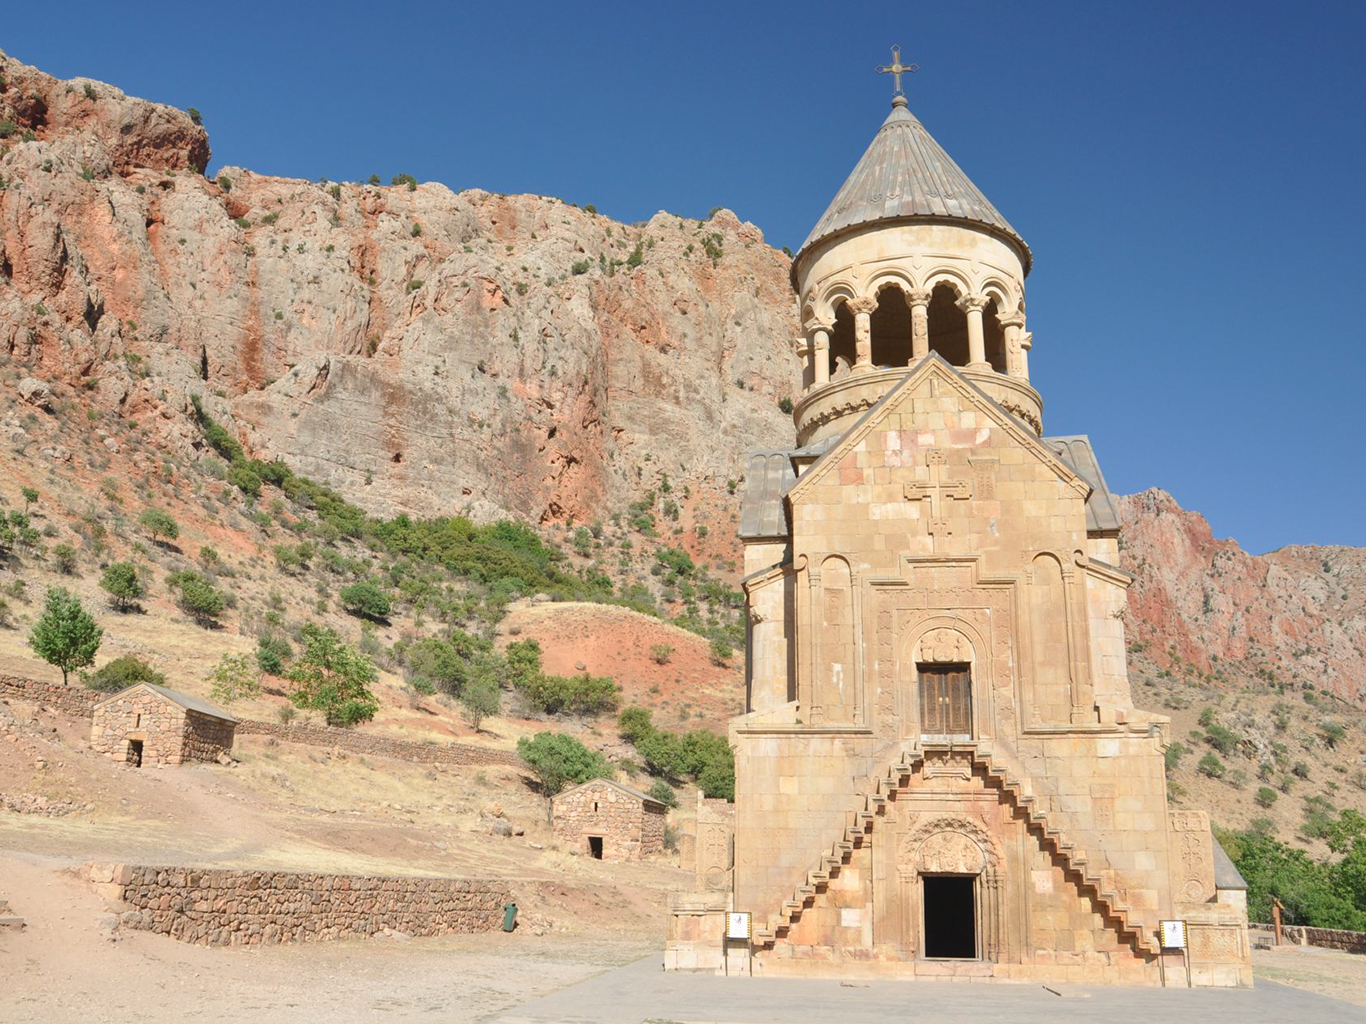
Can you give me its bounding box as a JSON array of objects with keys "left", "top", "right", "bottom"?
[{"left": 795, "top": 97, "right": 1030, "bottom": 274}]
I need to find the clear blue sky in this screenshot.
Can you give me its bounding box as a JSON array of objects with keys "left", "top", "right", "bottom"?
[{"left": 6, "top": 1, "right": 1364, "bottom": 553}]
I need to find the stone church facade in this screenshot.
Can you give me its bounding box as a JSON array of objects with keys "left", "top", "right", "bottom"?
[{"left": 665, "top": 86, "right": 1251, "bottom": 986}]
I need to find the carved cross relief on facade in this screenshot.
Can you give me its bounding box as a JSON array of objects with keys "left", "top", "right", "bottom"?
[{"left": 904, "top": 450, "right": 972, "bottom": 552}]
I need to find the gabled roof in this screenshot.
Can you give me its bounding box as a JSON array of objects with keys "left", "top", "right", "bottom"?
[
  {"left": 93, "top": 681, "right": 237, "bottom": 722},
  {"left": 557, "top": 777, "right": 668, "bottom": 810},
  {"left": 786, "top": 354, "right": 1086, "bottom": 507},
  {"left": 739, "top": 451, "right": 797, "bottom": 541},
  {"left": 795, "top": 97, "right": 1030, "bottom": 274},
  {"left": 1042, "top": 435, "right": 1122, "bottom": 534}
]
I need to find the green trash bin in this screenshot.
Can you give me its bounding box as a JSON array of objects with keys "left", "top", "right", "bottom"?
[{"left": 502, "top": 902, "right": 518, "bottom": 932}]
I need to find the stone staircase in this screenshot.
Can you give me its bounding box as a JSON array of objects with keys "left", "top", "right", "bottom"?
[
  {"left": 750, "top": 739, "right": 1159, "bottom": 956},
  {"left": 0, "top": 897, "right": 24, "bottom": 931}
]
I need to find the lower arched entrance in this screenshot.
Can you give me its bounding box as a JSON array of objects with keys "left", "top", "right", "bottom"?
[{"left": 900, "top": 816, "right": 1004, "bottom": 962}]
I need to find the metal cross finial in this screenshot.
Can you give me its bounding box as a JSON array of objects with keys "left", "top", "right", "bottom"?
[{"left": 876, "top": 45, "right": 919, "bottom": 97}]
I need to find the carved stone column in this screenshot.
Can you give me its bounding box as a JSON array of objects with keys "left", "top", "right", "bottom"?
[
  {"left": 848, "top": 296, "right": 878, "bottom": 373},
  {"left": 958, "top": 294, "right": 989, "bottom": 369},
  {"left": 909, "top": 289, "right": 931, "bottom": 360},
  {"left": 997, "top": 312, "right": 1026, "bottom": 378},
  {"left": 793, "top": 335, "right": 813, "bottom": 391},
  {"left": 805, "top": 318, "right": 832, "bottom": 386},
  {"left": 1019, "top": 330, "right": 1032, "bottom": 381}
]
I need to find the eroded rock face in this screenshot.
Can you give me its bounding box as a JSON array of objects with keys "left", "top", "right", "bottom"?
[
  {"left": 1118, "top": 488, "right": 1366, "bottom": 704},
  {"left": 0, "top": 49, "right": 800, "bottom": 522}
]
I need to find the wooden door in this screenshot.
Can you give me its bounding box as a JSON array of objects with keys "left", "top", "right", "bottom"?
[{"left": 919, "top": 665, "right": 972, "bottom": 736}]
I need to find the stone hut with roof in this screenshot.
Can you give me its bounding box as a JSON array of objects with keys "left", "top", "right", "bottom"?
[
  {"left": 90, "top": 682, "right": 237, "bottom": 767},
  {"left": 552, "top": 778, "right": 667, "bottom": 861},
  {"left": 665, "top": 68, "right": 1251, "bottom": 986}
]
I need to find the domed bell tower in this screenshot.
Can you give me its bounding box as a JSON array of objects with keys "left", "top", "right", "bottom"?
[{"left": 790, "top": 52, "right": 1040, "bottom": 444}]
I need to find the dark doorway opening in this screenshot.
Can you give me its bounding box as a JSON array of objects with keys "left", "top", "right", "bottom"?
[
  {"left": 588, "top": 836, "right": 603, "bottom": 859},
  {"left": 128, "top": 739, "right": 144, "bottom": 767},
  {"left": 923, "top": 875, "right": 976, "bottom": 959}
]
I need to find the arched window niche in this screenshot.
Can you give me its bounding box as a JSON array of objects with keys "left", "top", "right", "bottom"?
[
  {"left": 828, "top": 301, "right": 857, "bottom": 379},
  {"left": 869, "top": 284, "right": 912, "bottom": 369},
  {"left": 926, "top": 282, "right": 969, "bottom": 366}
]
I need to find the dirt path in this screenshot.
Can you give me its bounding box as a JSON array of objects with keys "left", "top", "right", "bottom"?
[{"left": 0, "top": 853, "right": 657, "bottom": 1024}]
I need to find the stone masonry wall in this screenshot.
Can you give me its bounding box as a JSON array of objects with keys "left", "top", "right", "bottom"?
[
  {"left": 0, "top": 675, "right": 99, "bottom": 717},
  {"left": 551, "top": 780, "right": 665, "bottom": 860},
  {"left": 89, "top": 863, "right": 513, "bottom": 946},
  {"left": 234, "top": 720, "right": 523, "bottom": 768},
  {"left": 89, "top": 691, "right": 188, "bottom": 767},
  {"left": 1, "top": 676, "right": 521, "bottom": 769},
  {"left": 182, "top": 710, "right": 236, "bottom": 763},
  {"left": 1279, "top": 924, "right": 1366, "bottom": 954}
]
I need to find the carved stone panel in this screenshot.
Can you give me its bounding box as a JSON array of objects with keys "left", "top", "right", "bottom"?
[{"left": 1168, "top": 810, "right": 1215, "bottom": 904}]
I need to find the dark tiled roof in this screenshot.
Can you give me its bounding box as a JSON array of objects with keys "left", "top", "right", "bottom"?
[
  {"left": 796, "top": 98, "right": 1029, "bottom": 271},
  {"left": 1042, "top": 435, "right": 1122, "bottom": 534},
  {"left": 738, "top": 451, "right": 796, "bottom": 541},
  {"left": 1212, "top": 836, "right": 1248, "bottom": 890}
]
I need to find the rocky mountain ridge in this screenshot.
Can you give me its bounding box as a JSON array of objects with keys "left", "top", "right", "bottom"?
[
  {"left": 1, "top": 50, "right": 1363, "bottom": 711},
  {"left": 0, "top": 48, "right": 800, "bottom": 525}
]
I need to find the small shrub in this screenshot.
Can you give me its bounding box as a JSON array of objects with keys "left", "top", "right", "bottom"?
[
  {"left": 649, "top": 643, "right": 674, "bottom": 665},
  {"left": 51, "top": 544, "right": 78, "bottom": 575},
  {"left": 83, "top": 654, "right": 164, "bottom": 694},
  {"left": 648, "top": 778, "right": 679, "bottom": 808},
  {"left": 1254, "top": 786, "right": 1279, "bottom": 808},
  {"left": 778, "top": 396, "right": 794, "bottom": 415},
  {"left": 709, "top": 638, "right": 732, "bottom": 666},
  {"left": 1197, "top": 753, "right": 1226, "bottom": 779},
  {"left": 255, "top": 633, "right": 294, "bottom": 674}
]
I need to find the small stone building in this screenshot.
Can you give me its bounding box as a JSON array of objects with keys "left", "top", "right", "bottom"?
[
  {"left": 552, "top": 779, "right": 667, "bottom": 861},
  {"left": 90, "top": 683, "right": 237, "bottom": 768}
]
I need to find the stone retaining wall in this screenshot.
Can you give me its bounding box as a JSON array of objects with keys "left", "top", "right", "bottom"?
[
  {"left": 1273, "top": 923, "right": 1366, "bottom": 954},
  {"left": 1, "top": 675, "right": 521, "bottom": 769},
  {"left": 234, "top": 719, "right": 523, "bottom": 768},
  {"left": 89, "top": 863, "right": 514, "bottom": 946},
  {"left": 0, "top": 675, "right": 99, "bottom": 717}
]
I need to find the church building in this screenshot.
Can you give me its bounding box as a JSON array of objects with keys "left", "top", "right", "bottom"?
[{"left": 666, "top": 61, "right": 1252, "bottom": 987}]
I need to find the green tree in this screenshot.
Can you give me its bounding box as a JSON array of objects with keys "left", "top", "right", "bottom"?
[
  {"left": 29, "top": 587, "right": 102, "bottom": 684},
  {"left": 1255, "top": 786, "right": 1279, "bottom": 808},
  {"left": 618, "top": 705, "right": 655, "bottom": 744},
  {"left": 709, "top": 637, "right": 733, "bottom": 665},
  {"left": 99, "top": 561, "right": 145, "bottom": 611},
  {"left": 516, "top": 731, "right": 612, "bottom": 807},
  {"left": 139, "top": 507, "right": 179, "bottom": 545},
  {"left": 339, "top": 579, "right": 391, "bottom": 620},
  {"left": 207, "top": 652, "right": 262, "bottom": 707},
  {"left": 20, "top": 486, "right": 37, "bottom": 511},
  {"left": 168, "top": 571, "right": 225, "bottom": 625},
  {"left": 286, "top": 623, "right": 379, "bottom": 727},
  {"left": 82, "top": 654, "right": 165, "bottom": 693},
  {"left": 459, "top": 665, "right": 502, "bottom": 732}
]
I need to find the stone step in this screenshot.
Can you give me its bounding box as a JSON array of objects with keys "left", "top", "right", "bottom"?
[{"left": 0, "top": 915, "right": 24, "bottom": 931}]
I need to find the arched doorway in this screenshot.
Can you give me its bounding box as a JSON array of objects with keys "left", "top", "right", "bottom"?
[{"left": 899, "top": 817, "right": 1004, "bottom": 962}]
